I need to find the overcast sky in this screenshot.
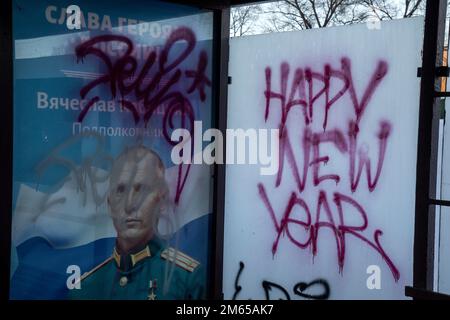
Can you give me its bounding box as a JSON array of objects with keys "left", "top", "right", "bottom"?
[{"left": 235, "top": 0, "right": 429, "bottom": 36}]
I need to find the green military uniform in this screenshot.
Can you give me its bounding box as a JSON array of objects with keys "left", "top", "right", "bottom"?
[{"left": 69, "top": 238, "right": 205, "bottom": 300}]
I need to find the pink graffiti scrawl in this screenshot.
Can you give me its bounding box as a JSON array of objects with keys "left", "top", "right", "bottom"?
[
  {"left": 259, "top": 58, "right": 399, "bottom": 281},
  {"left": 74, "top": 27, "right": 210, "bottom": 203}
]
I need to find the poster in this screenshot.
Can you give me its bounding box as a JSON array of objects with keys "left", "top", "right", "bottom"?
[{"left": 11, "top": 0, "right": 214, "bottom": 300}]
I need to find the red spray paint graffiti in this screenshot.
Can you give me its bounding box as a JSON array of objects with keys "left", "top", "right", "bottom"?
[
  {"left": 74, "top": 27, "right": 210, "bottom": 203},
  {"left": 260, "top": 57, "right": 399, "bottom": 281}
]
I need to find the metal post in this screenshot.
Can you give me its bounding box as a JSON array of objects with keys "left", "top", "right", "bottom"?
[
  {"left": 412, "top": 0, "right": 447, "bottom": 295},
  {"left": 0, "top": 0, "right": 13, "bottom": 302},
  {"left": 210, "top": 6, "right": 230, "bottom": 300}
]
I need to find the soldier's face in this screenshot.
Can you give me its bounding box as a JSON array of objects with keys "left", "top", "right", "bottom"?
[{"left": 108, "top": 150, "right": 166, "bottom": 250}]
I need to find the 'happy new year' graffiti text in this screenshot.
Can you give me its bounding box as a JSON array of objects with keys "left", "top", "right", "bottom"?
[{"left": 260, "top": 57, "right": 399, "bottom": 281}]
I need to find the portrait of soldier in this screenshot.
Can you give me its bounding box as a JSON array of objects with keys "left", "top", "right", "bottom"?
[{"left": 69, "top": 146, "right": 205, "bottom": 300}]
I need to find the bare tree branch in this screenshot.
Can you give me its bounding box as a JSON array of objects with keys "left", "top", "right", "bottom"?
[
  {"left": 260, "top": 0, "right": 427, "bottom": 35},
  {"left": 360, "top": 0, "right": 424, "bottom": 20},
  {"left": 230, "top": 5, "right": 262, "bottom": 37},
  {"left": 263, "top": 0, "right": 371, "bottom": 32},
  {"left": 404, "top": 0, "right": 424, "bottom": 18}
]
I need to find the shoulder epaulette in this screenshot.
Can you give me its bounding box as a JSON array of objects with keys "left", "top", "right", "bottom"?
[
  {"left": 161, "top": 247, "right": 200, "bottom": 272},
  {"left": 78, "top": 256, "right": 113, "bottom": 283}
]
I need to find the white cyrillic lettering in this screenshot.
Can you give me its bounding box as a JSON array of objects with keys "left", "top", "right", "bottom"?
[
  {"left": 60, "top": 98, "right": 70, "bottom": 110},
  {"left": 49, "top": 97, "right": 58, "bottom": 109},
  {"left": 149, "top": 23, "right": 161, "bottom": 38},
  {"left": 88, "top": 12, "right": 100, "bottom": 30},
  {"left": 101, "top": 15, "right": 112, "bottom": 31},
  {"left": 127, "top": 19, "right": 138, "bottom": 35},
  {"left": 73, "top": 123, "right": 81, "bottom": 135},
  {"left": 107, "top": 101, "right": 115, "bottom": 112},
  {"left": 45, "top": 6, "right": 58, "bottom": 24},
  {"left": 37, "top": 92, "right": 49, "bottom": 109},
  {"left": 70, "top": 99, "right": 79, "bottom": 110}
]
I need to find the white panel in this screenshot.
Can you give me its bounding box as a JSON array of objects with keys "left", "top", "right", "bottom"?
[{"left": 224, "top": 18, "right": 423, "bottom": 300}]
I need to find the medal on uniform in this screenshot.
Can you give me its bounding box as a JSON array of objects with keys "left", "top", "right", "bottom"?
[{"left": 148, "top": 279, "right": 157, "bottom": 300}]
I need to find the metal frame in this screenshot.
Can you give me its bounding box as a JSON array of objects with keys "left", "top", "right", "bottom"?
[
  {"left": 209, "top": 7, "right": 230, "bottom": 300},
  {"left": 408, "top": 0, "right": 450, "bottom": 299},
  {"left": 0, "top": 0, "right": 13, "bottom": 302}
]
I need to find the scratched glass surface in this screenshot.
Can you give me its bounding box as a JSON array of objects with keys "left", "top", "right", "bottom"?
[{"left": 11, "top": 0, "right": 214, "bottom": 299}]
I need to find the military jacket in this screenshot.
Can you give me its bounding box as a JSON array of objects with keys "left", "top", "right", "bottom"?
[{"left": 69, "top": 238, "right": 205, "bottom": 300}]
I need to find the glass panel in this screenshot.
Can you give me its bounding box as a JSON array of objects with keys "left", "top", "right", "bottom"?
[{"left": 11, "top": 0, "right": 214, "bottom": 300}]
